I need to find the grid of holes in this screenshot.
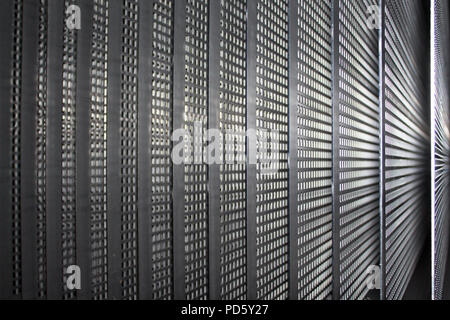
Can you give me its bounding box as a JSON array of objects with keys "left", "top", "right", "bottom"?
[
  {"left": 296, "top": 0, "right": 333, "bottom": 300},
  {"left": 384, "top": 0, "right": 429, "bottom": 300},
  {"left": 62, "top": 0, "right": 78, "bottom": 300},
  {"left": 218, "top": 0, "right": 247, "bottom": 300},
  {"left": 11, "top": 0, "right": 23, "bottom": 298},
  {"left": 120, "top": 0, "right": 139, "bottom": 300},
  {"left": 36, "top": 0, "right": 48, "bottom": 299},
  {"left": 90, "top": 0, "right": 109, "bottom": 300},
  {"left": 151, "top": 0, "right": 174, "bottom": 300},
  {"left": 183, "top": 0, "right": 209, "bottom": 300},
  {"left": 433, "top": 0, "right": 450, "bottom": 300},
  {"left": 337, "top": 0, "right": 380, "bottom": 300},
  {"left": 255, "top": 0, "right": 289, "bottom": 300}
]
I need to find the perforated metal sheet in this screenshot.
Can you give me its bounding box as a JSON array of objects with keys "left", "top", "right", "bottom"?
[
  {"left": 333, "top": 0, "right": 380, "bottom": 300},
  {"left": 382, "top": 0, "right": 430, "bottom": 300},
  {"left": 0, "top": 0, "right": 441, "bottom": 301},
  {"left": 90, "top": 0, "right": 109, "bottom": 300},
  {"left": 292, "top": 0, "right": 333, "bottom": 300},
  {"left": 119, "top": 0, "right": 139, "bottom": 300},
  {"left": 183, "top": 0, "right": 210, "bottom": 300},
  {"left": 36, "top": 0, "right": 48, "bottom": 300},
  {"left": 255, "top": 0, "right": 290, "bottom": 301},
  {"left": 217, "top": 0, "right": 248, "bottom": 300},
  {"left": 150, "top": 0, "right": 174, "bottom": 301},
  {"left": 10, "top": 0, "right": 24, "bottom": 299},
  {"left": 431, "top": 0, "right": 450, "bottom": 301},
  {"left": 62, "top": 0, "right": 78, "bottom": 301}
]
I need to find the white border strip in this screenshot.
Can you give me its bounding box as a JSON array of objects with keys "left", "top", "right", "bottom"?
[{"left": 430, "top": 0, "right": 437, "bottom": 301}]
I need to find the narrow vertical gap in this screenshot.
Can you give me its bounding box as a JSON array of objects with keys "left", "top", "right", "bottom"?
[
  {"left": 245, "top": 0, "right": 258, "bottom": 301},
  {"left": 288, "top": 0, "right": 300, "bottom": 301},
  {"left": 331, "top": 0, "right": 341, "bottom": 301}
]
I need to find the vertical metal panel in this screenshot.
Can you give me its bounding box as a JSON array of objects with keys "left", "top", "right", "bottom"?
[
  {"left": 137, "top": 0, "right": 152, "bottom": 301},
  {"left": 150, "top": 0, "right": 175, "bottom": 301},
  {"left": 9, "top": 0, "right": 24, "bottom": 299},
  {"left": 292, "top": 0, "right": 333, "bottom": 300},
  {"left": 216, "top": 0, "right": 248, "bottom": 301},
  {"left": 36, "top": 0, "right": 49, "bottom": 299},
  {"left": 75, "top": 0, "right": 93, "bottom": 301},
  {"left": 173, "top": 0, "right": 210, "bottom": 301},
  {"left": 379, "top": 0, "right": 387, "bottom": 301},
  {"left": 331, "top": 0, "right": 341, "bottom": 301},
  {"left": 119, "top": 0, "right": 139, "bottom": 300},
  {"left": 333, "top": 0, "right": 380, "bottom": 300},
  {"left": 383, "top": 0, "right": 430, "bottom": 300},
  {"left": 254, "top": 0, "right": 290, "bottom": 300},
  {"left": 431, "top": 0, "right": 450, "bottom": 301},
  {"left": 172, "top": 0, "right": 187, "bottom": 301},
  {"left": 61, "top": 0, "right": 79, "bottom": 301},
  {"left": 183, "top": 0, "right": 210, "bottom": 301},
  {"left": 21, "top": 0, "right": 39, "bottom": 299},
  {"left": 0, "top": 0, "right": 15, "bottom": 300},
  {"left": 90, "top": 0, "right": 110, "bottom": 300},
  {"left": 105, "top": 0, "right": 140, "bottom": 300},
  {"left": 106, "top": 0, "right": 123, "bottom": 300},
  {"left": 208, "top": 0, "right": 221, "bottom": 301},
  {"left": 210, "top": 0, "right": 251, "bottom": 301},
  {"left": 246, "top": 0, "right": 257, "bottom": 301},
  {"left": 288, "top": 0, "right": 300, "bottom": 301},
  {"left": 46, "top": 0, "right": 64, "bottom": 300}
]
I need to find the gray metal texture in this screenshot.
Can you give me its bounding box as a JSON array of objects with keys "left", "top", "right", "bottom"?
[
  {"left": 0, "top": 0, "right": 438, "bottom": 300},
  {"left": 289, "top": 0, "right": 333, "bottom": 300},
  {"left": 431, "top": 0, "right": 450, "bottom": 301},
  {"left": 332, "top": 0, "right": 380, "bottom": 300},
  {"left": 381, "top": 0, "right": 430, "bottom": 301}
]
